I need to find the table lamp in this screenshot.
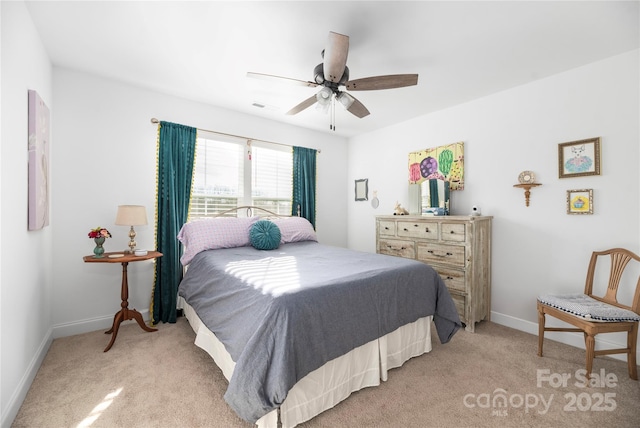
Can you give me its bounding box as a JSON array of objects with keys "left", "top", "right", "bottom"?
[{"left": 115, "top": 205, "right": 148, "bottom": 254}]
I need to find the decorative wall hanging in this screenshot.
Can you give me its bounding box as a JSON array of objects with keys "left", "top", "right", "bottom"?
[
  {"left": 513, "top": 170, "right": 542, "bottom": 207},
  {"left": 371, "top": 190, "right": 379, "bottom": 209},
  {"left": 558, "top": 137, "right": 601, "bottom": 178},
  {"left": 355, "top": 178, "right": 368, "bottom": 201},
  {"left": 28, "top": 89, "right": 50, "bottom": 230},
  {"left": 567, "top": 189, "right": 593, "bottom": 215},
  {"left": 408, "top": 141, "right": 464, "bottom": 190}
]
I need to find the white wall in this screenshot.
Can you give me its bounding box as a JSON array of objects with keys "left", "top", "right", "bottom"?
[
  {"left": 1, "top": 2, "right": 54, "bottom": 426},
  {"left": 2, "top": 2, "right": 637, "bottom": 424},
  {"left": 347, "top": 49, "right": 640, "bottom": 354},
  {"left": 1, "top": 5, "right": 348, "bottom": 424},
  {"left": 50, "top": 68, "right": 348, "bottom": 333}
]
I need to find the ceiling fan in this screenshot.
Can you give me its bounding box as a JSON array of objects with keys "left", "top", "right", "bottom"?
[{"left": 247, "top": 31, "right": 418, "bottom": 130}]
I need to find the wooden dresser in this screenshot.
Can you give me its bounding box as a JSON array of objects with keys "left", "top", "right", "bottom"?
[{"left": 376, "top": 215, "right": 492, "bottom": 332}]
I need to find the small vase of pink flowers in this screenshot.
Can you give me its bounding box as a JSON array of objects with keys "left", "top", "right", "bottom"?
[{"left": 88, "top": 227, "right": 112, "bottom": 258}]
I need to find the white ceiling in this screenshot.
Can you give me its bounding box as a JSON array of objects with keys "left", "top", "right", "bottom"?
[{"left": 25, "top": 1, "right": 639, "bottom": 138}]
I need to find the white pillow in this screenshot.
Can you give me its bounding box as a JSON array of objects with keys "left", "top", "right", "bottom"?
[
  {"left": 177, "top": 217, "right": 258, "bottom": 265},
  {"left": 270, "top": 217, "right": 317, "bottom": 244}
]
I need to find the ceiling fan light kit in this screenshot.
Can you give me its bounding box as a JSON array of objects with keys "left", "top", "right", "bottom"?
[
  {"left": 248, "top": 31, "right": 419, "bottom": 131},
  {"left": 336, "top": 92, "right": 355, "bottom": 109},
  {"left": 316, "top": 87, "right": 333, "bottom": 105}
]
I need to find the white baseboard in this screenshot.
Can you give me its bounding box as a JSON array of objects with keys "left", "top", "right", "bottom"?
[
  {"left": 490, "top": 311, "right": 636, "bottom": 363},
  {"left": 1, "top": 328, "right": 53, "bottom": 428}
]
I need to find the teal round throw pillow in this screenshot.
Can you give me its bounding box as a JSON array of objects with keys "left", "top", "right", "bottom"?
[{"left": 250, "top": 220, "right": 281, "bottom": 250}]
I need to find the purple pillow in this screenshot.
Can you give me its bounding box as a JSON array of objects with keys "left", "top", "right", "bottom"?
[
  {"left": 177, "top": 217, "right": 258, "bottom": 265},
  {"left": 270, "top": 217, "right": 317, "bottom": 244}
]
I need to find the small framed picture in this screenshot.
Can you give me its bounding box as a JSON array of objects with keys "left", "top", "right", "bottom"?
[
  {"left": 558, "top": 137, "right": 601, "bottom": 178},
  {"left": 566, "top": 189, "right": 593, "bottom": 215},
  {"left": 355, "top": 178, "right": 368, "bottom": 201}
]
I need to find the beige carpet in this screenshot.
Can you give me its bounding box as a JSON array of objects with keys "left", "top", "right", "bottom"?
[{"left": 12, "top": 317, "right": 640, "bottom": 428}]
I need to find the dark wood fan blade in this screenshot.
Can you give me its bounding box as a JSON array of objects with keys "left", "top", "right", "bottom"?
[
  {"left": 346, "top": 95, "right": 370, "bottom": 118},
  {"left": 346, "top": 74, "right": 418, "bottom": 91},
  {"left": 323, "top": 32, "right": 349, "bottom": 83},
  {"left": 286, "top": 94, "right": 318, "bottom": 115},
  {"left": 247, "top": 72, "right": 318, "bottom": 88}
]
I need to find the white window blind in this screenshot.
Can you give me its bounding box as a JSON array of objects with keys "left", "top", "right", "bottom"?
[
  {"left": 189, "top": 136, "right": 292, "bottom": 219},
  {"left": 251, "top": 145, "right": 292, "bottom": 214}
]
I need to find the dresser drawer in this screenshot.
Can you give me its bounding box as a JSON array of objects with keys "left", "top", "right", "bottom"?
[
  {"left": 378, "top": 220, "right": 396, "bottom": 237},
  {"left": 434, "top": 267, "right": 466, "bottom": 292},
  {"left": 449, "top": 291, "right": 466, "bottom": 322},
  {"left": 397, "top": 221, "right": 438, "bottom": 240},
  {"left": 416, "top": 242, "right": 465, "bottom": 267},
  {"left": 441, "top": 223, "right": 466, "bottom": 242},
  {"left": 378, "top": 239, "right": 416, "bottom": 259}
]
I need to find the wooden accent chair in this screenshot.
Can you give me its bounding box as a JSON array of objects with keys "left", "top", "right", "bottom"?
[{"left": 537, "top": 248, "right": 640, "bottom": 380}]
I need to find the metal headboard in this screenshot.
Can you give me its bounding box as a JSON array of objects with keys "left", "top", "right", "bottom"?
[
  {"left": 178, "top": 205, "right": 300, "bottom": 286},
  {"left": 213, "top": 205, "right": 300, "bottom": 218}
]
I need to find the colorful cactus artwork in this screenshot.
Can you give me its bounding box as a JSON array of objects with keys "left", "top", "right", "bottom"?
[{"left": 408, "top": 141, "right": 464, "bottom": 190}]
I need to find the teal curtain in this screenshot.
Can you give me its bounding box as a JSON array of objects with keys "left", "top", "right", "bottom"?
[
  {"left": 429, "top": 179, "right": 439, "bottom": 208},
  {"left": 151, "top": 121, "right": 197, "bottom": 324},
  {"left": 292, "top": 146, "right": 317, "bottom": 228}
]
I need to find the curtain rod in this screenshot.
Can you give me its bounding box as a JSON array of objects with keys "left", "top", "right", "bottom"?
[{"left": 150, "top": 118, "right": 320, "bottom": 153}]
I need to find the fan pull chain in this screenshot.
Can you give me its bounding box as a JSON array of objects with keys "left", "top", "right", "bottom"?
[{"left": 330, "top": 96, "right": 336, "bottom": 131}]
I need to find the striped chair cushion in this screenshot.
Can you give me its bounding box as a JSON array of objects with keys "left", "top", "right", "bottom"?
[{"left": 538, "top": 293, "right": 640, "bottom": 322}]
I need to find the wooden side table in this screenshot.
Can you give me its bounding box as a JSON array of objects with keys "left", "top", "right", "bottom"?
[{"left": 83, "top": 251, "right": 163, "bottom": 352}]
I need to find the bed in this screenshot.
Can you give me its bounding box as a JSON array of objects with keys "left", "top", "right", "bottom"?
[{"left": 176, "top": 209, "right": 462, "bottom": 427}]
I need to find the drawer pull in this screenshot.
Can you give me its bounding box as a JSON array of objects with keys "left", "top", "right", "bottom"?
[
  {"left": 445, "top": 276, "right": 454, "bottom": 280},
  {"left": 403, "top": 226, "right": 430, "bottom": 232},
  {"left": 450, "top": 230, "right": 455, "bottom": 234},
  {"left": 384, "top": 227, "right": 390, "bottom": 230},
  {"left": 387, "top": 245, "right": 407, "bottom": 250},
  {"left": 427, "top": 250, "right": 453, "bottom": 257}
]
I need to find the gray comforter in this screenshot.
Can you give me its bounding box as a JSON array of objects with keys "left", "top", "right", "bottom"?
[{"left": 178, "top": 241, "right": 461, "bottom": 423}]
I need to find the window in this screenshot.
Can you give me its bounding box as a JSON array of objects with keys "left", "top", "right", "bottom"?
[{"left": 190, "top": 134, "right": 292, "bottom": 219}]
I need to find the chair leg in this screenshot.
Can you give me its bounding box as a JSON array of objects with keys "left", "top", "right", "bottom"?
[
  {"left": 628, "top": 323, "right": 638, "bottom": 380},
  {"left": 584, "top": 333, "right": 595, "bottom": 380},
  {"left": 537, "top": 306, "right": 545, "bottom": 357}
]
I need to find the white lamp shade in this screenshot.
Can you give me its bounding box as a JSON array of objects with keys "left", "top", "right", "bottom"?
[
  {"left": 316, "top": 87, "right": 333, "bottom": 105},
  {"left": 336, "top": 92, "right": 355, "bottom": 109},
  {"left": 115, "top": 205, "right": 148, "bottom": 226}
]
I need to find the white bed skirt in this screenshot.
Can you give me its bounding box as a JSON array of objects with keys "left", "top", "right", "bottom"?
[{"left": 179, "top": 297, "right": 432, "bottom": 428}]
